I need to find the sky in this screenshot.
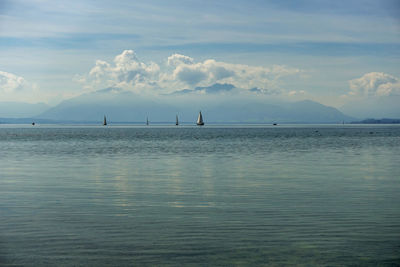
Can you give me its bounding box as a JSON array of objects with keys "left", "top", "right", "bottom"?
[{"left": 0, "top": 0, "right": 399, "bottom": 116}]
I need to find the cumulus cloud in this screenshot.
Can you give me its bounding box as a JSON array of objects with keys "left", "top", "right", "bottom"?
[
  {"left": 163, "top": 54, "right": 302, "bottom": 93},
  {"left": 167, "top": 54, "right": 194, "bottom": 66},
  {"left": 173, "top": 64, "right": 209, "bottom": 85},
  {"left": 349, "top": 72, "right": 400, "bottom": 97},
  {"left": 80, "top": 50, "right": 160, "bottom": 92},
  {"left": 0, "top": 70, "right": 40, "bottom": 102},
  {"left": 0, "top": 71, "right": 28, "bottom": 93},
  {"left": 79, "top": 50, "right": 303, "bottom": 95},
  {"left": 164, "top": 57, "right": 237, "bottom": 87}
]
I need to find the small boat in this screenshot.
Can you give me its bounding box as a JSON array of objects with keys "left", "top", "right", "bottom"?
[
  {"left": 146, "top": 117, "right": 149, "bottom": 126},
  {"left": 273, "top": 123, "right": 277, "bottom": 126},
  {"left": 196, "top": 111, "right": 204, "bottom": 126},
  {"left": 176, "top": 115, "right": 179, "bottom": 126},
  {"left": 32, "top": 122, "right": 35, "bottom": 126},
  {"left": 103, "top": 115, "right": 107, "bottom": 126}
]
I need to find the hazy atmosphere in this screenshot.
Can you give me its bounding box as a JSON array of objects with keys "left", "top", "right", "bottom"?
[{"left": 1, "top": 0, "right": 399, "bottom": 121}]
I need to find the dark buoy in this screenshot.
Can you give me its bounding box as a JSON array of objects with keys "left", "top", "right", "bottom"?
[
  {"left": 273, "top": 123, "right": 277, "bottom": 126},
  {"left": 32, "top": 122, "right": 35, "bottom": 126}
]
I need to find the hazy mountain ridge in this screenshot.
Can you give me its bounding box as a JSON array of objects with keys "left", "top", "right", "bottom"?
[
  {"left": 33, "top": 87, "right": 354, "bottom": 123},
  {"left": 204, "top": 99, "right": 354, "bottom": 123},
  {"left": 38, "top": 88, "right": 177, "bottom": 122},
  {"left": 0, "top": 101, "right": 49, "bottom": 118}
]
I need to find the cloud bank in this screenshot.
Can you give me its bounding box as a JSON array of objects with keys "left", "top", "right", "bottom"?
[
  {"left": 78, "top": 50, "right": 303, "bottom": 96},
  {"left": 349, "top": 72, "right": 400, "bottom": 97}
]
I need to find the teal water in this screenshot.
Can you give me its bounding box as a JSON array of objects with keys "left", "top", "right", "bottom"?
[{"left": 0, "top": 125, "right": 399, "bottom": 266}]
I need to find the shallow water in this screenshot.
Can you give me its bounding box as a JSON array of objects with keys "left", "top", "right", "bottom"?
[{"left": 1, "top": 125, "right": 399, "bottom": 266}]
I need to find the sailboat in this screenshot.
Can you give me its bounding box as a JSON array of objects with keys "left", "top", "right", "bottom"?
[
  {"left": 103, "top": 115, "right": 107, "bottom": 126},
  {"left": 176, "top": 115, "right": 179, "bottom": 126},
  {"left": 196, "top": 111, "right": 204, "bottom": 126},
  {"left": 146, "top": 117, "right": 149, "bottom": 126}
]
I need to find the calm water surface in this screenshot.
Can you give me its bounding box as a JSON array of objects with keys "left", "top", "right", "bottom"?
[{"left": 0, "top": 125, "right": 399, "bottom": 266}]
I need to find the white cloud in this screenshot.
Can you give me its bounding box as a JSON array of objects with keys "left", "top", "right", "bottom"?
[
  {"left": 163, "top": 56, "right": 302, "bottom": 93},
  {"left": 0, "top": 71, "right": 28, "bottom": 93},
  {"left": 0, "top": 70, "right": 40, "bottom": 102},
  {"left": 89, "top": 60, "right": 111, "bottom": 80},
  {"left": 81, "top": 50, "right": 160, "bottom": 92},
  {"left": 167, "top": 54, "right": 194, "bottom": 66},
  {"left": 79, "top": 50, "right": 303, "bottom": 95},
  {"left": 173, "top": 64, "right": 209, "bottom": 85},
  {"left": 349, "top": 72, "right": 400, "bottom": 97}
]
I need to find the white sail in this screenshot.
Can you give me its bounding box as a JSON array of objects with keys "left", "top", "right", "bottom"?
[{"left": 197, "top": 111, "right": 204, "bottom": 125}]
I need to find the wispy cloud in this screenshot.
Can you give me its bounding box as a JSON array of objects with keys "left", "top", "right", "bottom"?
[{"left": 1, "top": 1, "right": 399, "bottom": 47}]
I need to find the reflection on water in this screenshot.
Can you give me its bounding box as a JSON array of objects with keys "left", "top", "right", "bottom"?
[{"left": 0, "top": 125, "right": 399, "bottom": 265}]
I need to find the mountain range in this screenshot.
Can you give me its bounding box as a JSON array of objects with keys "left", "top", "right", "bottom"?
[
  {"left": 1, "top": 85, "right": 356, "bottom": 123},
  {"left": 35, "top": 86, "right": 353, "bottom": 123},
  {"left": 0, "top": 101, "right": 49, "bottom": 118}
]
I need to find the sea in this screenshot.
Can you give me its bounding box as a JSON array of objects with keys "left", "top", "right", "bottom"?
[{"left": 0, "top": 124, "right": 399, "bottom": 266}]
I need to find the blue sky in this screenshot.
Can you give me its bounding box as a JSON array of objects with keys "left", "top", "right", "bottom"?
[{"left": 0, "top": 0, "right": 399, "bottom": 116}]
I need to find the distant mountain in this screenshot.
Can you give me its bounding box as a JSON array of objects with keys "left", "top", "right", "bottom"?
[
  {"left": 36, "top": 87, "right": 354, "bottom": 123},
  {"left": 283, "top": 100, "right": 353, "bottom": 123},
  {"left": 38, "top": 87, "right": 177, "bottom": 122},
  {"left": 0, "top": 101, "right": 49, "bottom": 118},
  {"left": 204, "top": 99, "right": 354, "bottom": 123}
]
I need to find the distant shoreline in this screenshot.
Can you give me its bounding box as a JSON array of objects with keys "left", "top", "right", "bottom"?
[
  {"left": 1, "top": 118, "right": 400, "bottom": 125},
  {"left": 351, "top": 118, "right": 400, "bottom": 124}
]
